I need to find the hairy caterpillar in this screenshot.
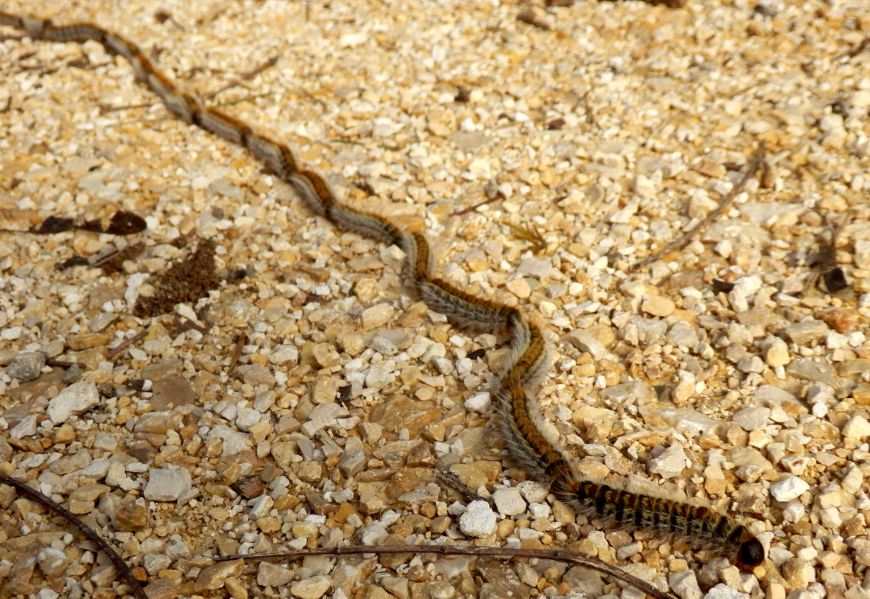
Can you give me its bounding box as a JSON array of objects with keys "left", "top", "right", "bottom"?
[{"left": 0, "top": 11, "right": 765, "bottom": 573}]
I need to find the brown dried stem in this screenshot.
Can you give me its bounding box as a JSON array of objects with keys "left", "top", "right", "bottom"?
[
  {"left": 217, "top": 544, "right": 675, "bottom": 599},
  {"left": 0, "top": 474, "right": 147, "bottom": 599},
  {"left": 631, "top": 143, "right": 766, "bottom": 272}
]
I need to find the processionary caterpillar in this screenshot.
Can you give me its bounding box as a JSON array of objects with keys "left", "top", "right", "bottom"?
[{"left": 0, "top": 11, "right": 766, "bottom": 574}]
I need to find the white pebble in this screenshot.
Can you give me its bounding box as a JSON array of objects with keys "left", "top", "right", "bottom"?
[
  {"left": 47, "top": 382, "right": 100, "bottom": 425},
  {"left": 465, "top": 392, "right": 491, "bottom": 413},
  {"left": 459, "top": 500, "right": 497, "bottom": 538},
  {"left": 770, "top": 476, "right": 810, "bottom": 502}
]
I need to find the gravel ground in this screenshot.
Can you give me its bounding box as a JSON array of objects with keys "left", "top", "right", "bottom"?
[{"left": 1, "top": 1, "right": 868, "bottom": 598}]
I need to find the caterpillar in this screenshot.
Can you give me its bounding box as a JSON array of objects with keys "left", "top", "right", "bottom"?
[{"left": 0, "top": 11, "right": 766, "bottom": 574}]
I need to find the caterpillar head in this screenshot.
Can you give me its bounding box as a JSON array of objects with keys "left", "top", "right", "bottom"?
[{"left": 735, "top": 537, "right": 765, "bottom": 572}]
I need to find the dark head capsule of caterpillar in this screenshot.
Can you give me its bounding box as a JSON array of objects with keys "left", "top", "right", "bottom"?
[{"left": 735, "top": 537, "right": 765, "bottom": 572}]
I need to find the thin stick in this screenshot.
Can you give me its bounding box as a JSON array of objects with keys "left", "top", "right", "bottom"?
[
  {"left": 451, "top": 194, "right": 504, "bottom": 216},
  {"left": 630, "top": 143, "right": 766, "bottom": 272},
  {"left": 217, "top": 544, "right": 676, "bottom": 599},
  {"left": 107, "top": 329, "right": 147, "bottom": 360},
  {"left": 203, "top": 55, "right": 279, "bottom": 100},
  {"left": 0, "top": 474, "right": 147, "bottom": 599}
]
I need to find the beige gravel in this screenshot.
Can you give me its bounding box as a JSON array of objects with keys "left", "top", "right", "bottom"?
[{"left": 1, "top": 1, "right": 869, "bottom": 598}]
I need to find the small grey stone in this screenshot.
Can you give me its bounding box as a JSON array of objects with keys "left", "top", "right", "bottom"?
[
  {"left": 236, "top": 364, "right": 275, "bottom": 386},
  {"left": 659, "top": 408, "right": 723, "bottom": 437},
  {"left": 669, "top": 570, "right": 702, "bottom": 599},
  {"left": 6, "top": 351, "right": 45, "bottom": 382},
  {"left": 143, "top": 553, "right": 172, "bottom": 576},
  {"left": 10, "top": 414, "right": 38, "bottom": 439},
  {"left": 603, "top": 380, "right": 654, "bottom": 404},
  {"left": 667, "top": 321, "right": 700, "bottom": 349},
  {"left": 47, "top": 381, "right": 100, "bottom": 424},
  {"left": 732, "top": 407, "right": 770, "bottom": 431},
  {"left": 249, "top": 494, "right": 274, "bottom": 518},
  {"left": 338, "top": 438, "right": 366, "bottom": 477},
  {"left": 61, "top": 363, "right": 82, "bottom": 384},
  {"left": 737, "top": 355, "right": 765, "bottom": 373},
  {"left": 787, "top": 358, "right": 843, "bottom": 389},
  {"left": 235, "top": 406, "right": 262, "bottom": 431},
  {"left": 785, "top": 319, "right": 829, "bottom": 345},
  {"left": 207, "top": 425, "right": 251, "bottom": 456},
  {"left": 728, "top": 275, "right": 763, "bottom": 312},
  {"left": 564, "top": 332, "right": 611, "bottom": 360},
  {"left": 754, "top": 384, "right": 798, "bottom": 404},
  {"left": 492, "top": 487, "right": 526, "bottom": 516},
  {"left": 624, "top": 316, "right": 668, "bottom": 345},
  {"left": 144, "top": 466, "right": 192, "bottom": 502},
  {"left": 257, "top": 562, "right": 295, "bottom": 588},
  {"left": 703, "top": 583, "right": 747, "bottom": 599},
  {"left": 465, "top": 391, "right": 491, "bottom": 413},
  {"left": 359, "top": 522, "right": 389, "bottom": 546},
  {"left": 303, "top": 402, "right": 350, "bottom": 436},
  {"left": 270, "top": 344, "right": 299, "bottom": 365},
  {"left": 649, "top": 444, "right": 690, "bottom": 479}
]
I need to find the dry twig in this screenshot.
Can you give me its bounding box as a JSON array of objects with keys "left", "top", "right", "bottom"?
[
  {"left": 107, "top": 329, "right": 148, "bottom": 360},
  {"left": 631, "top": 144, "right": 766, "bottom": 272},
  {"left": 0, "top": 474, "right": 147, "bottom": 599},
  {"left": 217, "top": 544, "right": 675, "bottom": 599},
  {"left": 203, "top": 55, "right": 279, "bottom": 100}
]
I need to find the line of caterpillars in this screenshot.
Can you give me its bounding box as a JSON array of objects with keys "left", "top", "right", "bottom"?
[{"left": 0, "top": 11, "right": 765, "bottom": 573}]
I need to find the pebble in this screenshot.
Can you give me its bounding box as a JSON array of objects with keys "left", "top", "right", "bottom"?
[
  {"left": 732, "top": 407, "right": 769, "bottom": 431},
  {"left": 10, "top": 414, "right": 38, "bottom": 439},
  {"left": 565, "top": 331, "right": 611, "bottom": 360},
  {"left": 257, "top": 562, "right": 294, "bottom": 588},
  {"left": 47, "top": 381, "right": 100, "bottom": 424},
  {"left": 361, "top": 303, "right": 395, "bottom": 329},
  {"left": 841, "top": 466, "right": 864, "bottom": 494},
  {"left": 6, "top": 351, "right": 45, "bottom": 381},
  {"left": 144, "top": 466, "right": 193, "bottom": 502},
  {"left": 270, "top": 344, "right": 299, "bottom": 365},
  {"left": 649, "top": 444, "right": 690, "bottom": 479},
  {"left": 728, "top": 275, "right": 762, "bottom": 312},
  {"left": 642, "top": 295, "right": 675, "bottom": 317},
  {"left": 37, "top": 547, "right": 69, "bottom": 578},
  {"left": 669, "top": 570, "right": 702, "bottom": 599},
  {"left": 769, "top": 476, "right": 810, "bottom": 502},
  {"left": 763, "top": 337, "right": 790, "bottom": 368},
  {"left": 785, "top": 320, "right": 829, "bottom": 345},
  {"left": 208, "top": 425, "right": 252, "bottom": 455},
  {"left": 290, "top": 575, "right": 332, "bottom": 599},
  {"left": 671, "top": 370, "right": 696, "bottom": 405},
  {"left": 737, "top": 355, "right": 765, "bottom": 374},
  {"left": 236, "top": 364, "right": 274, "bottom": 386},
  {"left": 464, "top": 391, "right": 491, "bottom": 413},
  {"left": 459, "top": 500, "right": 497, "bottom": 538},
  {"left": 506, "top": 277, "right": 531, "bottom": 299},
  {"left": 782, "top": 557, "right": 815, "bottom": 587},
  {"left": 842, "top": 415, "right": 870, "bottom": 447},
  {"left": 703, "top": 584, "right": 748, "bottom": 599},
  {"left": 194, "top": 559, "right": 244, "bottom": 592}
]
